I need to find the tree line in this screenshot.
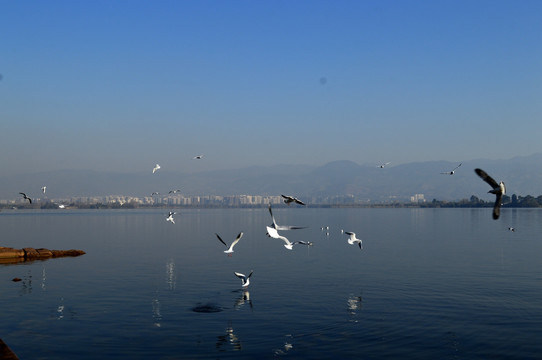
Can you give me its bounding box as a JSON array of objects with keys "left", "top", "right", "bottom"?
[{"left": 423, "top": 194, "right": 542, "bottom": 208}]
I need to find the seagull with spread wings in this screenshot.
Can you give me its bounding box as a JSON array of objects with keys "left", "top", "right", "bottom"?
[
  {"left": 216, "top": 232, "right": 243, "bottom": 256},
  {"left": 475, "top": 168, "right": 506, "bottom": 220},
  {"left": 281, "top": 195, "right": 306, "bottom": 206}
]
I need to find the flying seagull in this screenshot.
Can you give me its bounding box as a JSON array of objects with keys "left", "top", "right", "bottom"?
[
  {"left": 19, "top": 192, "right": 32, "bottom": 204},
  {"left": 151, "top": 192, "right": 160, "bottom": 196},
  {"left": 268, "top": 205, "right": 307, "bottom": 231},
  {"left": 193, "top": 155, "right": 204, "bottom": 160},
  {"left": 378, "top": 162, "right": 391, "bottom": 168},
  {"left": 266, "top": 226, "right": 295, "bottom": 250},
  {"left": 281, "top": 195, "right": 306, "bottom": 206},
  {"left": 266, "top": 226, "right": 310, "bottom": 250},
  {"left": 166, "top": 211, "right": 176, "bottom": 224},
  {"left": 508, "top": 227, "right": 515, "bottom": 232},
  {"left": 152, "top": 164, "right": 161, "bottom": 174},
  {"left": 234, "top": 270, "right": 253, "bottom": 288},
  {"left": 441, "top": 163, "right": 462, "bottom": 175},
  {"left": 168, "top": 190, "right": 181, "bottom": 194},
  {"left": 216, "top": 232, "right": 243, "bottom": 255},
  {"left": 344, "top": 231, "right": 363, "bottom": 249},
  {"left": 474, "top": 168, "right": 506, "bottom": 220},
  {"left": 41, "top": 186, "right": 46, "bottom": 194}
]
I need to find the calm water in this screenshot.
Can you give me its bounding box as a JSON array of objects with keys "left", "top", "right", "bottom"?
[{"left": 1, "top": 208, "right": 541, "bottom": 359}]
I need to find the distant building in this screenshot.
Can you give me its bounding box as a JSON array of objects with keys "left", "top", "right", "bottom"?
[{"left": 410, "top": 194, "right": 426, "bottom": 203}]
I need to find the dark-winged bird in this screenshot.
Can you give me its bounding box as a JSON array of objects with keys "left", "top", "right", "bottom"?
[
  {"left": 19, "top": 192, "right": 32, "bottom": 204},
  {"left": 281, "top": 195, "right": 306, "bottom": 206},
  {"left": 475, "top": 168, "right": 506, "bottom": 220}
]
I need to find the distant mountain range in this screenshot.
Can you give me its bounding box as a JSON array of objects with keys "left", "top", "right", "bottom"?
[{"left": 2, "top": 153, "right": 542, "bottom": 202}]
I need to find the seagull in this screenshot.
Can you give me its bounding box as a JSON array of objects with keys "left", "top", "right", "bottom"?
[
  {"left": 216, "top": 232, "right": 243, "bottom": 255},
  {"left": 57, "top": 204, "right": 66, "bottom": 209},
  {"left": 344, "top": 231, "right": 363, "bottom": 249},
  {"left": 266, "top": 226, "right": 295, "bottom": 250},
  {"left": 378, "top": 162, "right": 391, "bottom": 168},
  {"left": 168, "top": 190, "right": 181, "bottom": 194},
  {"left": 41, "top": 186, "right": 46, "bottom": 194},
  {"left": 151, "top": 192, "right": 160, "bottom": 196},
  {"left": 166, "top": 211, "right": 176, "bottom": 224},
  {"left": 234, "top": 270, "right": 253, "bottom": 288},
  {"left": 474, "top": 168, "right": 506, "bottom": 220},
  {"left": 19, "top": 192, "right": 32, "bottom": 204},
  {"left": 268, "top": 205, "right": 307, "bottom": 230},
  {"left": 281, "top": 195, "right": 306, "bottom": 206},
  {"left": 441, "top": 163, "right": 462, "bottom": 175},
  {"left": 152, "top": 164, "right": 161, "bottom": 174},
  {"left": 266, "top": 226, "right": 310, "bottom": 250},
  {"left": 508, "top": 227, "right": 515, "bottom": 232},
  {"left": 193, "top": 155, "right": 204, "bottom": 160}
]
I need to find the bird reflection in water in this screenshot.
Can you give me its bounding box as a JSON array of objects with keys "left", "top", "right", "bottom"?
[
  {"left": 347, "top": 294, "right": 363, "bottom": 321},
  {"left": 41, "top": 266, "right": 47, "bottom": 291},
  {"left": 166, "top": 258, "right": 176, "bottom": 290},
  {"left": 57, "top": 298, "right": 65, "bottom": 320},
  {"left": 216, "top": 322, "right": 242, "bottom": 351},
  {"left": 273, "top": 334, "right": 294, "bottom": 356},
  {"left": 152, "top": 296, "right": 162, "bottom": 328},
  {"left": 233, "top": 290, "right": 252, "bottom": 311}
]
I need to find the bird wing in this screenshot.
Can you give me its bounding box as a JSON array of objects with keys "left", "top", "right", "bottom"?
[
  {"left": 294, "top": 198, "right": 306, "bottom": 206},
  {"left": 276, "top": 225, "right": 307, "bottom": 230},
  {"left": 475, "top": 168, "right": 499, "bottom": 189},
  {"left": 234, "top": 272, "right": 246, "bottom": 280},
  {"left": 493, "top": 193, "right": 503, "bottom": 220},
  {"left": 229, "top": 232, "right": 243, "bottom": 250},
  {"left": 268, "top": 205, "right": 278, "bottom": 228},
  {"left": 216, "top": 234, "right": 228, "bottom": 247},
  {"left": 453, "top": 163, "right": 462, "bottom": 171}
]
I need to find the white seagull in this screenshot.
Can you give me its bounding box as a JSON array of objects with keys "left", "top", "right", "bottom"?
[
  {"left": 151, "top": 192, "right": 160, "bottom": 196},
  {"left": 475, "top": 168, "right": 506, "bottom": 220},
  {"left": 234, "top": 270, "right": 253, "bottom": 288},
  {"left": 193, "top": 155, "right": 204, "bottom": 160},
  {"left": 441, "top": 163, "right": 462, "bottom": 175},
  {"left": 281, "top": 194, "right": 306, "bottom": 206},
  {"left": 152, "top": 164, "right": 161, "bottom": 174},
  {"left": 216, "top": 232, "right": 243, "bottom": 255},
  {"left": 168, "top": 189, "right": 181, "bottom": 194},
  {"left": 266, "top": 226, "right": 295, "bottom": 250},
  {"left": 378, "top": 162, "right": 391, "bottom": 168},
  {"left": 41, "top": 186, "right": 46, "bottom": 194},
  {"left": 268, "top": 205, "right": 307, "bottom": 230},
  {"left": 344, "top": 231, "right": 363, "bottom": 249},
  {"left": 266, "top": 226, "right": 311, "bottom": 250},
  {"left": 166, "top": 211, "right": 176, "bottom": 224},
  {"left": 508, "top": 227, "right": 515, "bottom": 232}
]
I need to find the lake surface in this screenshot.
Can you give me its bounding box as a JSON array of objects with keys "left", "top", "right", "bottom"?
[{"left": 1, "top": 208, "right": 541, "bottom": 359}]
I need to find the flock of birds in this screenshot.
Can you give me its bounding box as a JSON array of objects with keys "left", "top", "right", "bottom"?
[{"left": 17, "top": 157, "right": 509, "bottom": 287}]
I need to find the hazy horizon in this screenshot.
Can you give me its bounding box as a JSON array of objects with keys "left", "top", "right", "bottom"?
[{"left": 1, "top": 1, "right": 541, "bottom": 176}]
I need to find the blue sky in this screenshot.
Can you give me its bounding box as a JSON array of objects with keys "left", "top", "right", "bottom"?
[{"left": 1, "top": 0, "right": 541, "bottom": 174}]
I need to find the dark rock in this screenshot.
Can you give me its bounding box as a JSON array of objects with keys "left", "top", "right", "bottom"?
[{"left": 0, "top": 338, "right": 18, "bottom": 359}]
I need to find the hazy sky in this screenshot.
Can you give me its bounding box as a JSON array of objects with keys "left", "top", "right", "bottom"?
[{"left": 1, "top": 0, "right": 541, "bottom": 175}]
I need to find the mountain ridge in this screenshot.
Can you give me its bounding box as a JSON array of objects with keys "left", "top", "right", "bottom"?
[{"left": 2, "top": 154, "right": 542, "bottom": 201}]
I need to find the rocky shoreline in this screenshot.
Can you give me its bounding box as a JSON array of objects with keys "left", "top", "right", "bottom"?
[{"left": 0, "top": 246, "right": 85, "bottom": 264}]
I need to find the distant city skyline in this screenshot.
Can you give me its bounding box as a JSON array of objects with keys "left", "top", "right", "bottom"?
[{"left": 1, "top": 1, "right": 541, "bottom": 176}]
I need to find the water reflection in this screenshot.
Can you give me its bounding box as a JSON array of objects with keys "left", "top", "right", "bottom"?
[
  {"left": 41, "top": 266, "right": 46, "bottom": 291},
  {"left": 347, "top": 294, "right": 363, "bottom": 318},
  {"left": 166, "top": 259, "right": 176, "bottom": 291},
  {"left": 57, "top": 298, "right": 65, "bottom": 320},
  {"left": 273, "top": 334, "right": 294, "bottom": 356},
  {"left": 216, "top": 322, "right": 242, "bottom": 351},
  {"left": 233, "top": 290, "right": 252, "bottom": 311},
  {"left": 152, "top": 295, "right": 162, "bottom": 328}
]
